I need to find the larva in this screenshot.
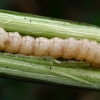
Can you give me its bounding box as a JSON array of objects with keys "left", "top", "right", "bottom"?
[{"left": 0, "top": 27, "right": 100, "bottom": 67}]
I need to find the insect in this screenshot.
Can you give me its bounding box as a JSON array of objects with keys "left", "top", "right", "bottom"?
[{"left": 0, "top": 27, "right": 100, "bottom": 67}]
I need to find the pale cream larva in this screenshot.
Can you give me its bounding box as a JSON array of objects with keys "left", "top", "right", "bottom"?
[
  {"left": 91, "top": 44, "right": 100, "bottom": 67},
  {"left": 85, "top": 41, "right": 98, "bottom": 63},
  {"left": 5, "top": 32, "right": 22, "bottom": 53},
  {"left": 76, "top": 39, "right": 90, "bottom": 60},
  {"left": 0, "top": 28, "right": 9, "bottom": 50},
  {"left": 19, "top": 36, "right": 35, "bottom": 55},
  {"left": 62, "top": 37, "right": 79, "bottom": 59},
  {"left": 34, "top": 37, "right": 50, "bottom": 56},
  {"left": 0, "top": 27, "right": 100, "bottom": 67},
  {"left": 49, "top": 37, "right": 64, "bottom": 58}
]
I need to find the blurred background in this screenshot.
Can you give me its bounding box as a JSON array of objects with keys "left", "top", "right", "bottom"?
[{"left": 0, "top": 0, "right": 100, "bottom": 100}]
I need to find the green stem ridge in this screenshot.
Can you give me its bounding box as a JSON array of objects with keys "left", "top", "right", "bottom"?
[
  {"left": 0, "top": 53, "right": 99, "bottom": 90},
  {"left": 0, "top": 9, "right": 100, "bottom": 42},
  {"left": 0, "top": 9, "right": 100, "bottom": 90}
]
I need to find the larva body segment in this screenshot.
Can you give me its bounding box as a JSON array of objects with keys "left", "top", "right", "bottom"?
[
  {"left": 85, "top": 41, "right": 98, "bottom": 63},
  {"left": 76, "top": 39, "right": 90, "bottom": 60},
  {"left": 93, "top": 45, "right": 100, "bottom": 65},
  {"left": 62, "top": 37, "right": 79, "bottom": 59},
  {"left": 5, "top": 32, "right": 22, "bottom": 53},
  {"left": 34, "top": 37, "right": 50, "bottom": 56},
  {"left": 0, "top": 27, "right": 100, "bottom": 67},
  {"left": 49, "top": 37, "right": 63, "bottom": 58},
  {"left": 0, "top": 28, "right": 9, "bottom": 50},
  {"left": 19, "top": 36, "right": 35, "bottom": 55}
]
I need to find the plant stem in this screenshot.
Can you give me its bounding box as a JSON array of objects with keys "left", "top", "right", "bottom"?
[
  {"left": 0, "top": 9, "right": 100, "bottom": 91},
  {"left": 0, "top": 53, "right": 99, "bottom": 90},
  {"left": 0, "top": 9, "right": 100, "bottom": 42}
]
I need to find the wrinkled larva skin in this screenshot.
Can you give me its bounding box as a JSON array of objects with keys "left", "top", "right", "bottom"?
[{"left": 0, "top": 28, "right": 100, "bottom": 67}]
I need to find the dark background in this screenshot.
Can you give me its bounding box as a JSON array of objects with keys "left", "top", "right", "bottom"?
[{"left": 0, "top": 0, "right": 100, "bottom": 100}]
